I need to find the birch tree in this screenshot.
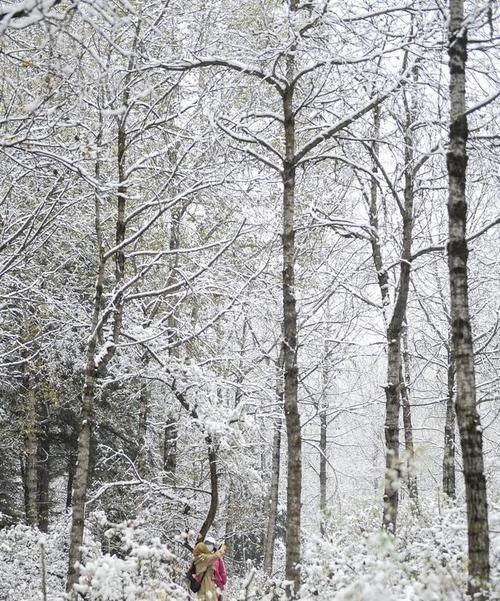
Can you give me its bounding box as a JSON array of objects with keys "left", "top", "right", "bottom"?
[{"left": 446, "top": 0, "right": 490, "bottom": 594}]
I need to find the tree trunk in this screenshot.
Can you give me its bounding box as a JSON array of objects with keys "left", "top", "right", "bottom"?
[
  {"left": 282, "top": 6, "right": 302, "bottom": 589},
  {"left": 400, "top": 329, "right": 418, "bottom": 505},
  {"left": 382, "top": 68, "right": 415, "bottom": 531},
  {"left": 442, "top": 346, "right": 456, "bottom": 498},
  {"left": 319, "top": 344, "right": 328, "bottom": 535},
  {"left": 263, "top": 417, "right": 282, "bottom": 574},
  {"left": 263, "top": 350, "right": 284, "bottom": 574},
  {"left": 137, "top": 352, "right": 150, "bottom": 477},
  {"left": 161, "top": 201, "right": 185, "bottom": 482},
  {"left": 446, "top": 1, "right": 490, "bottom": 594},
  {"left": 367, "top": 103, "right": 401, "bottom": 530},
  {"left": 66, "top": 448, "right": 77, "bottom": 510},
  {"left": 383, "top": 331, "right": 402, "bottom": 531},
  {"left": 198, "top": 435, "right": 218, "bottom": 542},
  {"left": 37, "top": 401, "right": 50, "bottom": 533},
  {"left": 67, "top": 97, "right": 129, "bottom": 591},
  {"left": 368, "top": 105, "right": 391, "bottom": 318},
  {"left": 319, "top": 408, "right": 327, "bottom": 534},
  {"left": 66, "top": 285, "right": 103, "bottom": 591},
  {"left": 163, "top": 417, "right": 178, "bottom": 480},
  {"left": 23, "top": 370, "right": 38, "bottom": 528}
]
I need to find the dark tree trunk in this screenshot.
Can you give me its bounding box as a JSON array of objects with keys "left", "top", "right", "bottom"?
[
  {"left": 163, "top": 417, "right": 178, "bottom": 480},
  {"left": 282, "top": 13, "right": 302, "bottom": 589},
  {"left": 20, "top": 455, "right": 28, "bottom": 521},
  {"left": 319, "top": 343, "right": 328, "bottom": 535},
  {"left": 367, "top": 103, "right": 402, "bottom": 531},
  {"left": 66, "top": 448, "right": 77, "bottom": 510},
  {"left": 198, "top": 435, "right": 218, "bottom": 542},
  {"left": 136, "top": 352, "right": 150, "bottom": 477},
  {"left": 161, "top": 202, "right": 185, "bottom": 483},
  {"left": 23, "top": 375, "right": 38, "bottom": 528},
  {"left": 263, "top": 350, "right": 284, "bottom": 574},
  {"left": 67, "top": 77, "right": 130, "bottom": 590},
  {"left": 319, "top": 407, "right": 327, "bottom": 535},
  {"left": 66, "top": 318, "right": 101, "bottom": 591},
  {"left": 446, "top": 1, "right": 490, "bottom": 594},
  {"left": 442, "top": 347, "right": 456, "bottom": 498},
  {"left": 382, "top": 69, "right": 415, "bottom": 531},
  {"left": 263, "top": 418, "right": 282, "bottom": 574},
  {"left": 37, "top": 401, "right": 50, "bottom": 533}
]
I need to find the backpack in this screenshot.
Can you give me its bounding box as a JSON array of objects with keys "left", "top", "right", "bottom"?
[{"left": 186, "top": 563, "right": 207, "bottom": 593}]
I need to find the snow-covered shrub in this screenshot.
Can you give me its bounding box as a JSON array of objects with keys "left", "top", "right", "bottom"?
[
  {"left": 299, "top": 499, "right": 500, "bottom": 601},
  {"left": 0, "top": 512, "right": 192, "bottom": 601},
  {"left": 0, "top": 517, "right": 68, "bottom": 601},
  {"left": 74, "top": 516, "right": 190, "bottom": 601},
  {"left": 218, "top": 499, "right": 500, "bottom": 601}
]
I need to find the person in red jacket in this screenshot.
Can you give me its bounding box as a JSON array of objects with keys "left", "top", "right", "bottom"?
[{"left": 204, "top": 535, "right": 227, "bottom": 600}]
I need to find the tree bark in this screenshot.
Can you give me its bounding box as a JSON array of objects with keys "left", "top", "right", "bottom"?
[
  {"left": 381, "top": 69, "right": 415, "bottom": 531},
  {"left": 66, "top": 448, "right": 77, "bottom": 510},
  {"left": 367, "top": 103, "right": 401, "bottom": 531},
  {"left": 136, "top": 378, "right": 150, "bottom": 475},
  {"left": 23, "top": 370, "right": 38, "bottom": 528},
  {"left": 319, "top": 343, "right": 328, "bottom": 536},
  {"left": 66, "top": 263, "right": 104, "bottom": 592},
  {"left": 67, "top": 68, "right": 131, "bottom": 589},
  {"left": 282, "top": 4, "right": 302, "bottom": 589},
  {"left": 37, "top": 401, "right": 50, "bottom": 533},
  {"left": 136, "top": 350, "right": 150, "bottom": 477},
  {"left": 400, "top": 328, "right": 418, "bottom": 505},
  {"left": 442, "top": 346, "right": 456, "bottom": 498},
  {"left": 198, "top": 435, "right": 219, "bottom": 542},
  {"left": 446, "top": 1, "right": 490, "bottom": 594},
  {"left": 162, "top": 201, "right": 184, "bottom": 483},
  {"left": 263, "top": 420, "right": 282, "bottom": 574},
  {"left": 263, "top": 355, "right": 284, "bottom": 575},
  {"left": 163, "top": 417, "right": 178, "bottom": 480},
  {"left": 383, "top": 329, "right": 402, "bottom": 531}
]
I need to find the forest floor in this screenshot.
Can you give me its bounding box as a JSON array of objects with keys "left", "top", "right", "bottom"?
[{"left": 1, "top": 500, "right": 500, "bottom": 601}]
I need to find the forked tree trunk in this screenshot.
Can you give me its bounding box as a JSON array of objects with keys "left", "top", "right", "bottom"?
[
  {"left": 67, "top": 70, "right": 131, "bottom": 589},
  {"left": 382, "top": 65, "right": 415, "bottom": 531},
  {"left": 442, "top": 346, "right": 456, "bottom": 498},
  {"left": 446, "top": 1, "right": 490, "bottom": 594},
  {"left": 367, "top": 103, "right": 402, "bottom": 531}
]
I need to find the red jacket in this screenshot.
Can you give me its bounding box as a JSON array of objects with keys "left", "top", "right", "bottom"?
[{"left": 213, "top": 557, "right": 227, "bottom": 589}]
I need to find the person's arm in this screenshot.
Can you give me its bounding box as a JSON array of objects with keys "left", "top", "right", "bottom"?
[{"left": 199, "top": 546, "right": 225, "bottom": 570}]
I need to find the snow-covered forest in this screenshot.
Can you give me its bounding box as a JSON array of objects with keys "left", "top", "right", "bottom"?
[{"left": 0, "top": 0, "right": 499, "bottom": 600}]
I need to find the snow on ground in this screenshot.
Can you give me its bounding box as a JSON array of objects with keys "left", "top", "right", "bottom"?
[{"left": 2, "top": 500, "right": 499, "bottom": 601}]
